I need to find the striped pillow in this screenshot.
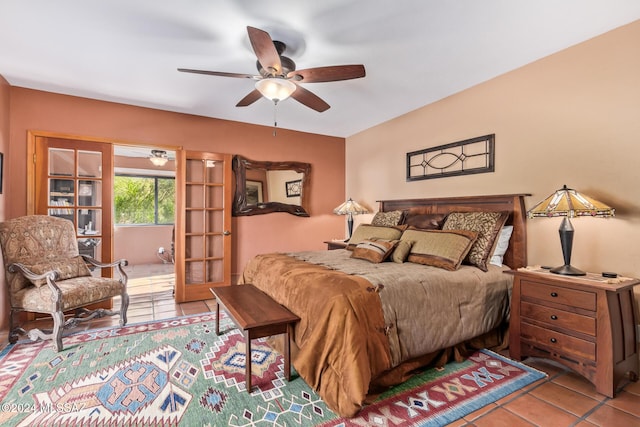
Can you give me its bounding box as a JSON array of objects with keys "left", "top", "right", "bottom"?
[
  {"left": 350, "top": 239, "right": 398, "bottom": 263},
  {"left": 403, "top": 229, "right": 478, "bottom": 271}
]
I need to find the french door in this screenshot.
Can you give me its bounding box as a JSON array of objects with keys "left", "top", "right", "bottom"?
[
  {"left": 174, "top": 151, "right": 233, "bottom": 303},
  {"left": 33, "top": 137, "right": 113, "bottom": 268}
]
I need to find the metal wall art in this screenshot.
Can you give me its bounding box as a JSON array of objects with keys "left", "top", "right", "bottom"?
[{"left": 406, "top": 134, "right": 495, "bottom": 181}]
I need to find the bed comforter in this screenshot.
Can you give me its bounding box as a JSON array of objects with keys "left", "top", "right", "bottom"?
[{"left": 239, "top": 249, "right": 512, "bottom": 417}]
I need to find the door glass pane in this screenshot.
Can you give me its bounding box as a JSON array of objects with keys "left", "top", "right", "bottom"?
[
  {"left": 186, "top": 260, "right": 203, "bottom": 284},
  {"left": 78, "top": 237, "right": 101, "bottom": 261},
  {"left": 78, "top": 209, "right": 102, "bottom": 234},
  {"left": 78, "top": 150, "right": 102, "bottom": 178},
  {"left": 205, "top": 186, "right": 223, "bottom": 209},
  {"left": 205, "top": 260, "right": 223, "bottom": 282},
  {"left": 49, "top": 149, "right": 74, "bottom": 176},
  {"left": 185, "top": 235, "right": 203, "bottom": 259},
  {"left": 205, "top": 210, "right": 223, "bottom": 233},
  {"left": 186, "top": 184, "right": 204, "bottom": 209},
  {"left": 186, "top": 159, "right": 203, "bottom": 182},
  {"left": 49, "top": 179, "right": 74, "bottom": 219},
  {"left": 205, "top": 235, "right": 222, "bottom": 258},
  {"left": 205, "top": 160, "right": 223, "bottom": 183},
  {"left": 78, "top": 180, "right": 101, "bottom": 207},
  {"left": 186, "top": 211, "right": 203, "bottom": 233}
]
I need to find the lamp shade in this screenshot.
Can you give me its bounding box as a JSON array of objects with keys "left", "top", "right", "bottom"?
[
  {"left": 527, "top": 185, "right": 615, "bottom": 218},
  {"left": 255, "top": 78, "right": 297, "bottom": 102},
  {"left": 334, "top": 198, "right": 368, "bottom": 240},
  {"left": 527, "top": 185, "right": 614, "bottom": 276},
  {"left": 333, "top": 198, "right": 369, "bottom": 216}
]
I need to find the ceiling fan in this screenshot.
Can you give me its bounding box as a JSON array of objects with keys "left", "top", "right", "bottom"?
[{"left": 178, "top": 26, "right": 366, "bottom": 112}]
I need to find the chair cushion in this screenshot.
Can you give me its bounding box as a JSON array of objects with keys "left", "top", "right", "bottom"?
[
  {"left": 13, "top": 277, "right": 125, "bottom": 312},
  {"left": 26, "top": 256, "right": 92, "bottom": 287}
]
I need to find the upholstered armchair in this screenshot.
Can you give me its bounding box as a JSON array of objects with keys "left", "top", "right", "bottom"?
[{"left": 0, "top": 215, "right": 129, "bottom": 351}]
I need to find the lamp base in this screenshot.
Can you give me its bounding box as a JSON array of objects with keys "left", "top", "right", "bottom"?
[{"left": 550, "top": 264, "right": 586, "bottom": 276}]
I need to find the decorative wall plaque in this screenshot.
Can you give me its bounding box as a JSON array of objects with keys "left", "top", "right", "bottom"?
[{"left": 406, "top": 134, "right": 495, "bottom": 181}]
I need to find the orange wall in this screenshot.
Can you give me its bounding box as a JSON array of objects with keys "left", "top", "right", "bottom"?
[
  {"left": 347, "top": 21, "right": 640, "bottom": 281},
  {"left": 7, "top": 89, "right": 346, "bottom": 282},
  {"left": 0, "top": 75, "right": 9, "bottom": 331},
  {"left": 0, "top": 75, "right": 8, "bottom": 220}
]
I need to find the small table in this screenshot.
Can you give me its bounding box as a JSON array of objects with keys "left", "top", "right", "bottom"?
[
  {"left": 210, "top": 285, "right": 300, "bottom": 393},
  {"left": 324, "top": 240, "right": 348, "bottom": 250}
]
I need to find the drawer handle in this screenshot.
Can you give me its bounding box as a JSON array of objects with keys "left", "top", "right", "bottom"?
[
  {"left": 550, "top": 338, "right": 557, "bottom": 344},
  {"left": 550, "top": 315, "right": 558, "bottom": 320},
  {"left": 550, "top": 292, "right": 558, "bottom": 297}
]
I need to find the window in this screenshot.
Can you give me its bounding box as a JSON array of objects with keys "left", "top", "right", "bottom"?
[{"left": 114, "top": 175, "right": 175, "bottom": 225}]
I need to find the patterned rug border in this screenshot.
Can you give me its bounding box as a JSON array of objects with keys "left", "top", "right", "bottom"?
[
  {"left": 0, "top": 313, "right": 547, "bottom": 427},
  {"left": 418, "top": 348, "right": 547, "bottom": 427}
]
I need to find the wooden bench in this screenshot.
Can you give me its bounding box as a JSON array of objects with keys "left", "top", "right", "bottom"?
[{"left": 210, "top": 284, "right": 300, "bottom": 393}]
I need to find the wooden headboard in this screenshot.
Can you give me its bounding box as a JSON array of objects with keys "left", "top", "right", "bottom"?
[{"left": 378, "top": 194, "right": 530, "bottom": 269}]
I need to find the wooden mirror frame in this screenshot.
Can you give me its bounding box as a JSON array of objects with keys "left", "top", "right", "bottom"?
[{"left": 232, "top": 155, "right": 311, "bottom": 217}]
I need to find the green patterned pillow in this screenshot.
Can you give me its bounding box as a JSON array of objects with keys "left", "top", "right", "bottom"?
[
  {"left": 403, "top": 229, "right": 478, "bottom": 271},
  {"left": 442, "top": 211, "right": 509, "bottom": 272},
  {"left": 371, "top": 210, "right": 404, "bottom": 227},
  {"left": 26, "top": 256, "right": 92, "bottom": 287}
]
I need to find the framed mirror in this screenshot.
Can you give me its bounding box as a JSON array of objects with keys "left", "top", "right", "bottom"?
[{"left": 232, "top": 155, "right": 311, "bottom": 217}]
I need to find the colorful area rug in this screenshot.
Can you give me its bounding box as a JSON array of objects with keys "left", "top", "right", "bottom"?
[{"left": 0, "top": 313, "right": 545, "bottom": 426}]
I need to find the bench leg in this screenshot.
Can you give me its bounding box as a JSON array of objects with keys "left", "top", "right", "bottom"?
[
  {"left": 245, "top": 331, "right": 252, "bottom": 393},
  {"left": 285, "top": 324, "right": 292, "bottom": 381},
  {"left": 215, "top": 302, "right": 220, "bottom": 335}
]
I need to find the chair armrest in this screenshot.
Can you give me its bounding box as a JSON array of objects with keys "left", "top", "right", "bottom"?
[
  {"left": 81, "top": 255, "right": 128, "bottom": 269},
  {"left": 8, "top": 262, "right": 60, "bottom": 282},
  {"left": 7, "top": 262, "right": 64, "bottom": 306},
  {"left": 81, "top": 256, "right": 129, "bottom": 285}
]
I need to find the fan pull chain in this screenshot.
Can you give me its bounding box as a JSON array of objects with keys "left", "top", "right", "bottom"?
[{"left": 272, "top": 100, "right": 279, "bottom": 136}]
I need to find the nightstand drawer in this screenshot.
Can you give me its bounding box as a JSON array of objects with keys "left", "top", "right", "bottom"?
[
  {"left": 521, "top": 280, "right": 596, "bottom": 311},
  {"left": 521, "top": 322, "right": 595, "bottom": 362},
  {"left": 521, "top": 301, "right": 596, "bottom": 336}
]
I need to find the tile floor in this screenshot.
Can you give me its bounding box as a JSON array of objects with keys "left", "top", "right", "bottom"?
[{"left": 1, "top": 263, "right": 639, "bottom": 426}]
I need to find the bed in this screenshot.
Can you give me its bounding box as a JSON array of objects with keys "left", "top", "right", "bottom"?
[{"left": 239, "top": 194, "right": 529, "bottom": 417}]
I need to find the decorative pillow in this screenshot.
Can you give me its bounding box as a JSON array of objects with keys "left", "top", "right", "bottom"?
[
  {"left": 371, "top": 210, "right": 405, "bottom": 227},
  {"left": 350, "top": 239, "right": 398, "bottom": 263},
  {"left": 26, "top": 256, "right": 92, "bottom": 287},
  {"left": 391, "top": 240, "right": 414, "bottom": 263},
  {"left": 442, "top": 211, "right": 509, "bottom": 272},
  {"left": 347, "top": 224, "right": 404, "bottom": 250},
  {"left": 490, "top": 225, "right": 514, "bottom": 267},
  {"left": 402, "top": 213, "right": 446, "bottom": 230},
  {"left": 402, "top": 229, "right": 478, "bottom": 271}
]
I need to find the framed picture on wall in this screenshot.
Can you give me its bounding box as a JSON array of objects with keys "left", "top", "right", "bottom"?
[
  {"left": 286, "top": 179, "right": 301, "bottom": 197},
  {"left": 246, "top": 180, "right": 263, "bottom": 205}
]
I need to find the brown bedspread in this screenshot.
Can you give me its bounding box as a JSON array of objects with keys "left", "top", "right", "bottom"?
[
  {"left": 239, "top": 252, "right": 391, "bottom": 417},
  {"left": 239, "top": 250, "right": 512, "bottom": 417}
]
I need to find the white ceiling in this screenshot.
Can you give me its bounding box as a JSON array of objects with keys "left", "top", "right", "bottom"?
[{"left": 2, "top": 1, "right": 639, "bottom": 138}]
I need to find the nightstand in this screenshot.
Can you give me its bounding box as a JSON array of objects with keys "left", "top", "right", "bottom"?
[
  {"left": 507, "top": 268, "right": 639, "bottom": 397},
  {"left": 324, "top": 240, "right": 348, "bottom": 250}
]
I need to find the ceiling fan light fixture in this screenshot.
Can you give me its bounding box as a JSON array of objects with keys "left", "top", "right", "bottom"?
[
  {"left": 149, "top": 149, "right": 169, "bottom": 167},
  {"left": 255, "top": 78, "right": 296, "bottom": 103}
]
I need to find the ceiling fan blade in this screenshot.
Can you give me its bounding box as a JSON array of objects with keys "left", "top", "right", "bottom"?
[
  {"left": 287, "top": 65, "right": 365, "bottom": 83},
  {"left": 290, "top": 85, "right": 330, "bottom": 112},
  {"left": 247, "top": 26, "right": 282, "bottom": 76},
  {"left": 236, "top": 89, "right": 263, "bottom": 107},
  {"left": 178, "top": 68, "right": 256, "bottom": 79}
]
